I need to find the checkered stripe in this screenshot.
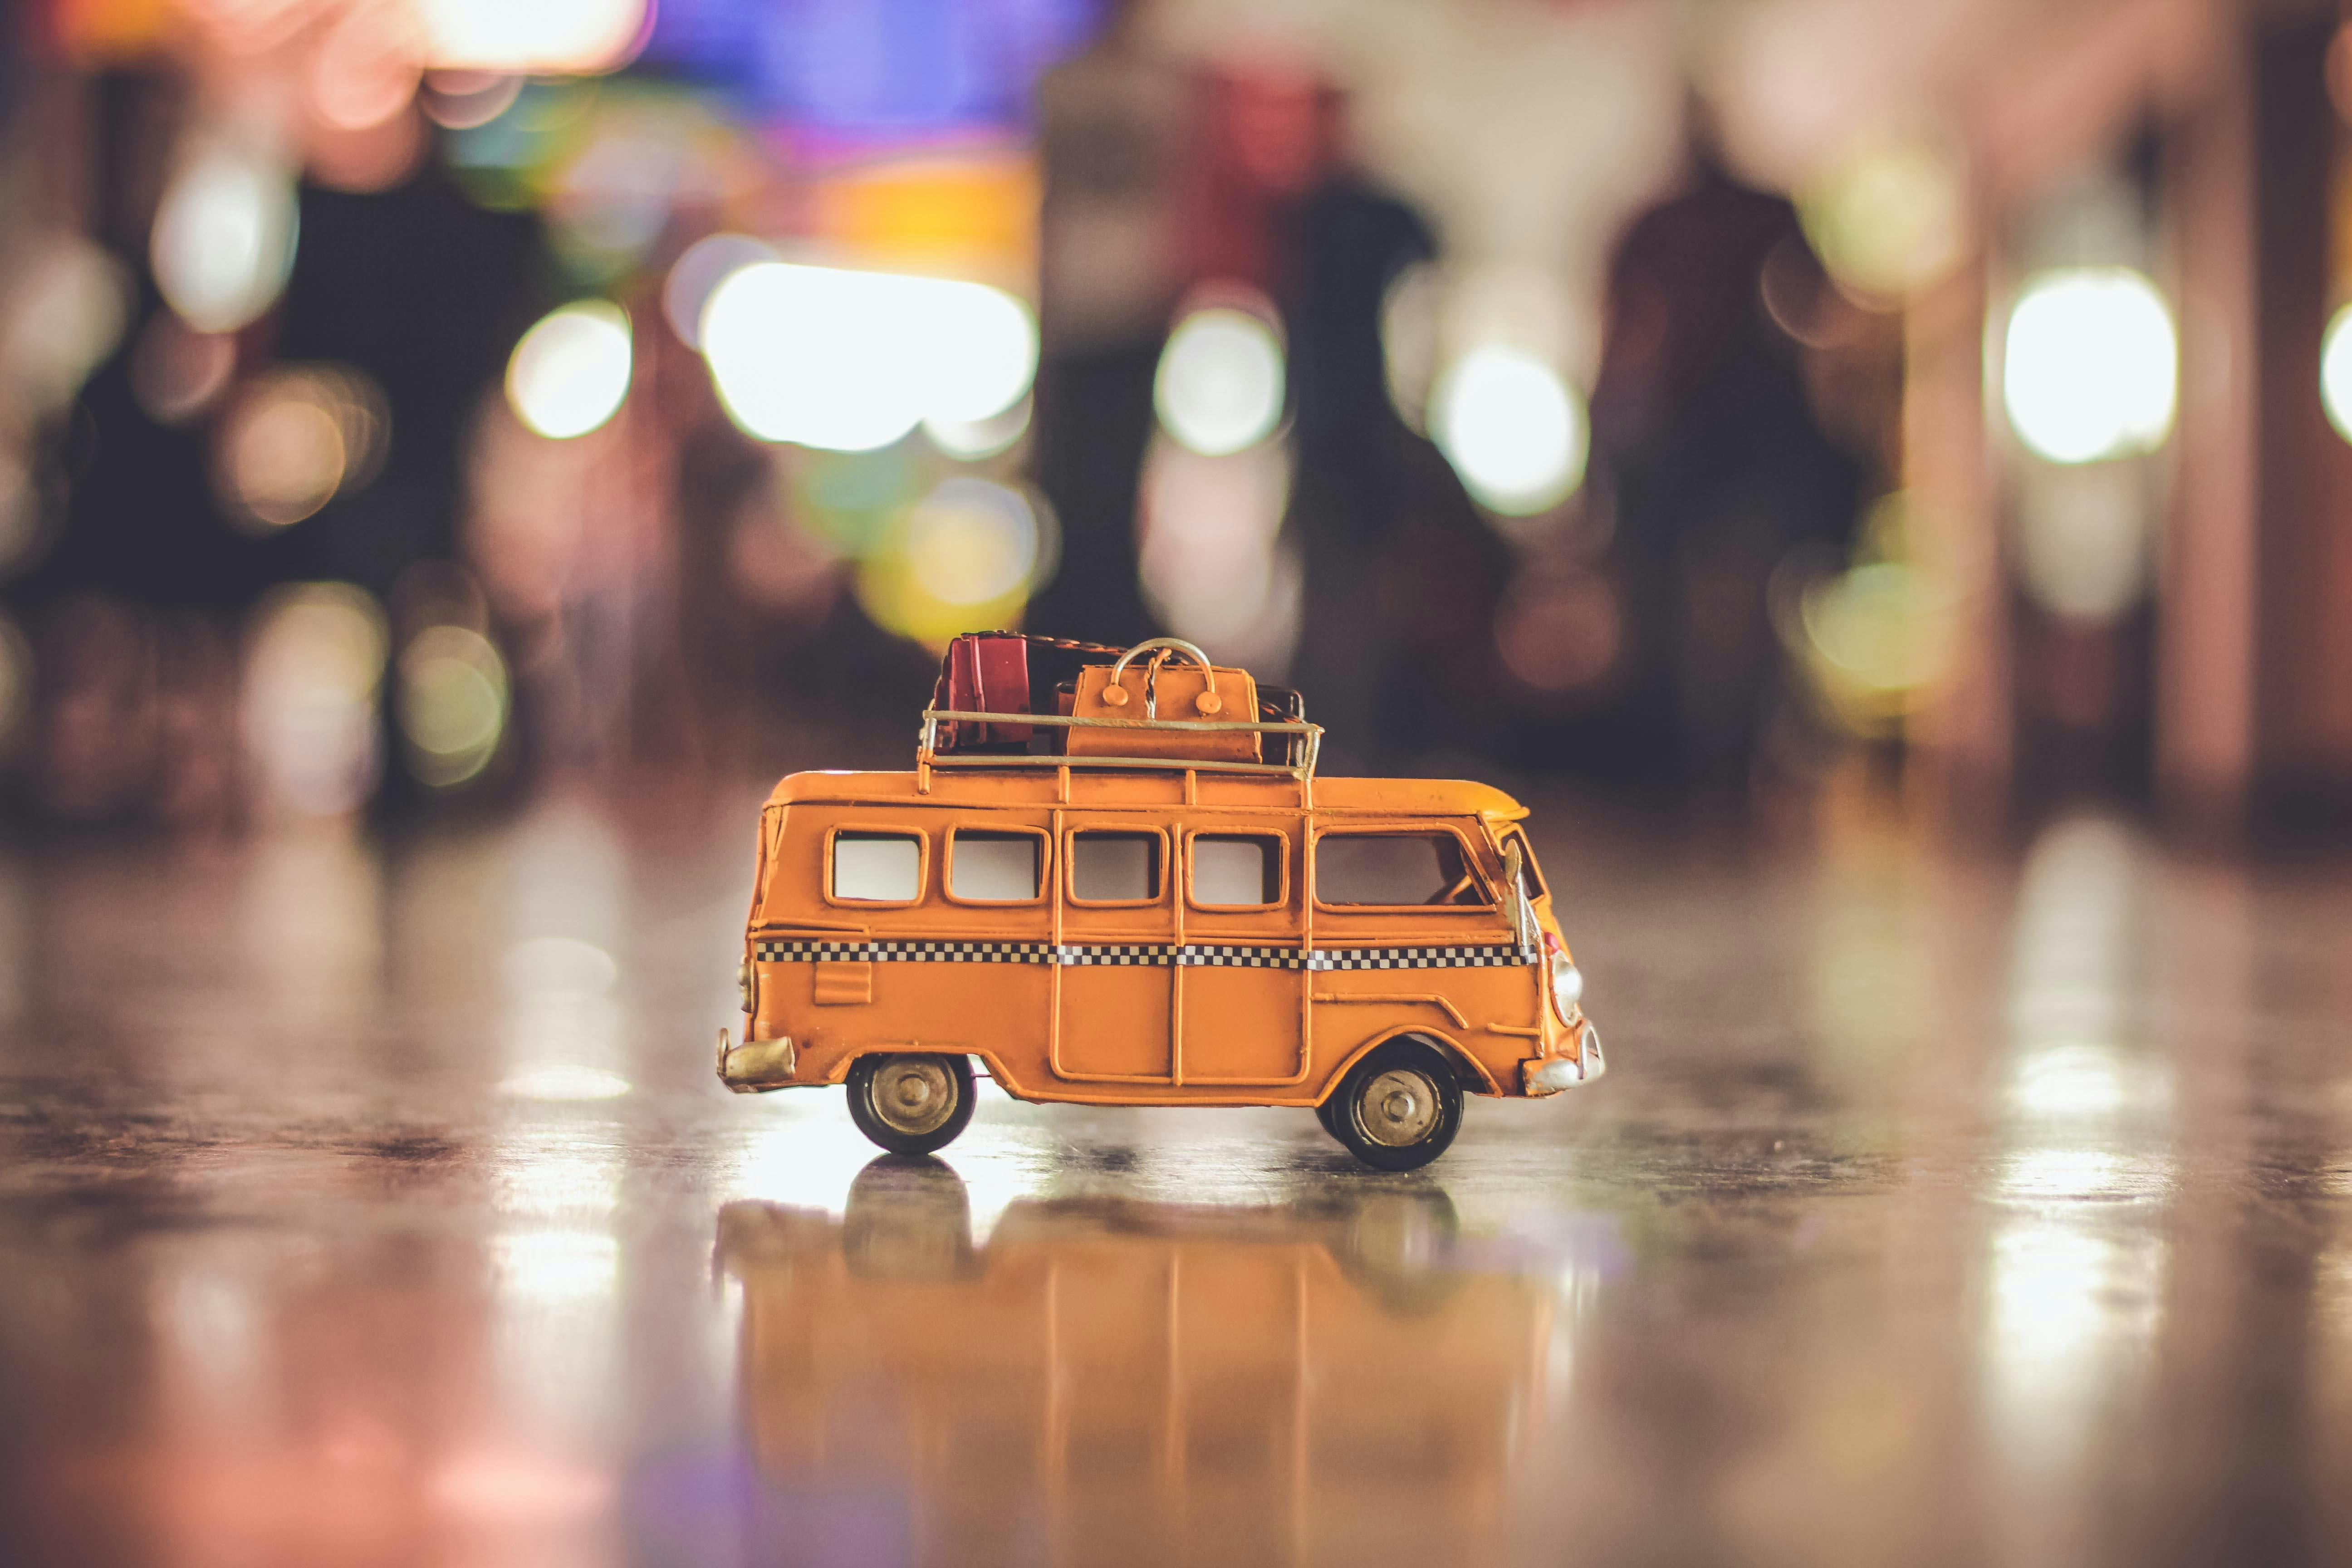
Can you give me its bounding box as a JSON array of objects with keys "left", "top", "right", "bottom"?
[
  {"left": 755, "top": 939, "right": 1053, "bottom": 964},
  {"left": 1306, "top": 945, "right": 1539, "bottom": 970},
  {"left": 753, "top": 939, "right": 1537, "bottom": 970}
]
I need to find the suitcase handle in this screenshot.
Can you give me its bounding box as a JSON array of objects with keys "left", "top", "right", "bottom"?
[{"left": 1102, "top": 637, "right": 1220, "bottom": 720}]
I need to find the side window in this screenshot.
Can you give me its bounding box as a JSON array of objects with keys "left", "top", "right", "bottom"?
[
  {"left": 833, "top": 831, "right": 922, "bottom": 903},
  {"left": 948, "top": 829, "right": 1044, "bottom": 902},
  {"left": 1499, "top": 829, "right": 1548, "bottom": 899},
  {"left": 1315, "top": 832, "right": 1486, "bottom": 907},
  {"left": 1191, "top": 834, "right": 1283, "bottom": 907},
  {"left": 1070, "top": 831, "right": 1161, "bottom": 903}
]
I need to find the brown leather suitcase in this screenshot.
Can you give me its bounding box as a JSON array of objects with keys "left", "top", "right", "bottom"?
[{"left": 1065, "top": 642, "right": 1260, "bottom": 763}]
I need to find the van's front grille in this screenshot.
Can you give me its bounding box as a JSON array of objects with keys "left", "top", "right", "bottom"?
[{"left": 751, "top": 939, "right": 1539, "bottom": 971}]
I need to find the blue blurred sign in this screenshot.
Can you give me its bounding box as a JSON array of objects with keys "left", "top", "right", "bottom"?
[{"left": 645, "top": 0, "right": 1099, "bottom": 140}]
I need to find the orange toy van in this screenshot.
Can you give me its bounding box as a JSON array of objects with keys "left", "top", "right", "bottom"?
[{"left": 718, "top": 636, "right": 1603, "bottom": 1169}]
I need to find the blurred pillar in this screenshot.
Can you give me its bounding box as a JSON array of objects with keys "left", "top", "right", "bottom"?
[
  {"left": 1905, "top": 251, "right": 2012, "bottom": 825},
  {"left": 1025, "top": 34, "right": 1188, "bottom": 647},
  {"left": 2156, "top": 19, "right": 2259, "bottom": 837},
  {"left": 2254, "top": 14, "right": 2352, "bottom": 823}
]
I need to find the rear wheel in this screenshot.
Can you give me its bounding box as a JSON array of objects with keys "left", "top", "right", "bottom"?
[
  {"left": 1326, "top": 1039, "right": 1464, "bottom": 1171},
  {"left": 846, "top": 1053, "right": 976, "bottom": 1156}
]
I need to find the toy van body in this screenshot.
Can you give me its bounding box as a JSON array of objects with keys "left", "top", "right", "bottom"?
[{"left": 719, "top": 637, "right": 1602, "bottom": 1168}]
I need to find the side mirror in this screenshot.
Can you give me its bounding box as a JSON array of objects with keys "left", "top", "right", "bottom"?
[{"left": 1501, "top": 840, "right": 1534, "bottom": 949}]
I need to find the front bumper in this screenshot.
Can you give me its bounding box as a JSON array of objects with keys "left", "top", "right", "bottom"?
[
  {"left": 716, "top": 1029, "right": 799, "bottom": 1093},
  {"left": 1522, "top": 1018, "right": 1606, "bottom": 1095}
]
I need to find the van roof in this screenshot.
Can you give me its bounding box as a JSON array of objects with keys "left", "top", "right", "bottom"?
[{"left": 764, "top": 769, "right": 1528, "bottom": 822}]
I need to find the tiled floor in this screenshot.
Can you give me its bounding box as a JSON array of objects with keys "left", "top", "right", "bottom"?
[{"left": 4, "top": 787, "right": 2350, "bottom": 1566}]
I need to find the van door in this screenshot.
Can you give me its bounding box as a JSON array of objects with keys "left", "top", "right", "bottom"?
[
  {"left": 1175, "top": 822, "right": 1308, "bottom": 1086},
  {"left": 1305, "top": 822, "right": 1521, "bottom": 1068},
  {"left": 1051, "top": 821, "right": 1177, "bottom": 1083}
]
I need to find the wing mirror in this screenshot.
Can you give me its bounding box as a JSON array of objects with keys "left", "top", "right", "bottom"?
[{"left": 1501, "top": 838, "right": 1536, "bottom": 950}]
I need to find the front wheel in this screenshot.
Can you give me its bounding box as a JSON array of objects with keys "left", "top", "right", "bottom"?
[
  {"left": 846, "top": 1053, "right": 977, "bottom": 1156},
  {"left": 1326, "top": 1039, "right": 1464, "bottom": 1171}
]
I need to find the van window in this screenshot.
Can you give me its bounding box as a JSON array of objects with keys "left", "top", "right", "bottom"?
[
  {"left": 1191, "top": 834, "right": 1282, "bottom": 907},
  {"left": 1070, "top": 831, "right": 1161, "bottom": 903},
  {"left": 833, "top": 832, "right": 922, "bottom": 902},
  {"left": 948, "top": 829, "right": 1044, "bottom": 902},
  {"left": 1315, "top": 832, "right": 1486, "bottom": 907}
]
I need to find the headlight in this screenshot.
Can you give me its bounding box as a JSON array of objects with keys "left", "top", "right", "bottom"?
[
  {"left": 739, "top": 958, "right": 755, "bottom": 1013},
  {"left": 1550, "top": 958, "right": 1583, "bottom": 1022}
]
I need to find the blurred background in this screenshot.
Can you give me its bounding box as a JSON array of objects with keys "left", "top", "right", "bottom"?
[
  {"left": 4, "top": 0, "right": 2346, "bottom": 835},
  {"left": 15, "top": 8, "right": 2352, "bottom": 1566}
]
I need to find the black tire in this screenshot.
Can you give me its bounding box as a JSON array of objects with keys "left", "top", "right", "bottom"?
[
  {"left": 1313, "top": 1097, "right": 1342, "bottom": 1138},
  {"left": 846, "top": 1053, "right": 977, "bottom": 1156},
  {"left": 1325, "top": 1038, "right": 1464, "bottom": 1171}
]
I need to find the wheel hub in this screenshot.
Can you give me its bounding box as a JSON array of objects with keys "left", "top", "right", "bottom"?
[
  {"left": 872, "top": 1059, "right": 954, "bottom": 1135},
  {"left": 1358, "top": 1068, "right": 1441, "bottom": 1147}
]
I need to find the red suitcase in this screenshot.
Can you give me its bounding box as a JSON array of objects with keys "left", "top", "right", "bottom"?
[{"left": 938, "top": 634, "right": 1032, "bottom": 750}]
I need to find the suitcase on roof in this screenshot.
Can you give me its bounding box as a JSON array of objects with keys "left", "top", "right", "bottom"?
[
  {"left": 934, "top": 633, "right": 1032, "bottom": 751},
  {"left": 1065, "top": 639, "right": 1260, "bottom": 763}
]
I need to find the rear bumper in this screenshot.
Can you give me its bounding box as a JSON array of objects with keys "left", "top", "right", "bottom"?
[
  {"left": 1522, "top": 1019, "right": 1605, "bottom": 1095},
  {"left": 717, "top": 1029, "right": 799, "bottom": 1093}
]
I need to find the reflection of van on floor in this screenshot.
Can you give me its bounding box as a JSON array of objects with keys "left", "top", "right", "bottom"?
[
  {"left": 715, "top": 1161, "right": 1558, "bottom": 1566},
  {"left": 718, "top": 636, "right": 1603, "bottom": 1169}
]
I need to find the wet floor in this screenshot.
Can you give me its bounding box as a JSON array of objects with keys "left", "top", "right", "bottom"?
[{"left": 3, "top": 787, "right": 2352, "bottom": 1567}]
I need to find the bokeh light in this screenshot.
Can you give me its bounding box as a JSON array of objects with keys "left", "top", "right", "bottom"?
[
  {"left": 420, "top": 71, "right": 524, "bottom": 130},
  {"left": 1801, "top": 563, "right": 1943, "bottom": 701},
  {"left": 1796, "top": 132, "right": 1967, "bottom": 301},
  {"left": 2002, "top": 268, "right": 2177, "bottom": 465},
  {"left": 1, "top": 236, "right": 130, "bottom": 415},
  {"left": 544, "top": 95, "right": 744, "bottom": 282},
  {"left": 701, "top": 263, "right": 1037, "bottom": 452},
  {"left": 2016, "top": 462, "right": 2151, "bottom": 621},
  {"left": 855, "top": 477, "right": 1054, "bottom": 644},
  {"left": 1776, "top": 495, "right": 1961, "bottom": 730},
  {"left": 397, "top": 623, "right": 510, "bottom": 788},
  {"left": 1379, "top": 262, "right": 1441, "bottom": 435},
  {"left": 928, "top": 284, "right": 1039, "bottom": 426},
  {"left": 214, "top": 366, "right": 392, "bottom": 532},
  {"left": 506, "top": 301, "right": 633, "bottom": 440},
  {"left": 1429, "top": 345, "right": 1588, "bottom": 514},
  {"left": 222, "top": 396, "right": 344, "bottom": 529},
  {"left": 413, "top": 0, "right": 650, "bottom": 75},
  {"left": 662, "top": 233, "right": 778, "bottom": 348},
  {"left": 150, "top": 139, "right": 299, "bottom": 335},
  {"left": 926, "top": 396, "right": 1032, "bottom": 461},
  {"left": 1153, "top": 306, "right": 1285, "bottom": 457},
  {"left": 705, "top": 264, "right": 923, "bottom": 450},
  {"left": 309, "top": 5, "right": 424, "bottom": 131},
  {"left": 904, "top": 478, "right": 1041, "bottom": 607},
  {"left": 2320, "top": 302, "right": 2352, "bottom": 445},
  {"left": 129, "top": 312, "right": 237, "bottom": 426},
  {"left": 439, "top": 79, "right": 598, "bottom": 209},
  {"left": 241, "top": 584, "right": 388, "bottom": 818},
  {"left": 1137, "top": 435, "right": 1301, "bottom": 674}
]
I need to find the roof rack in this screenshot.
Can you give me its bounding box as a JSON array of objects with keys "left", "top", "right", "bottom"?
[
  {"left": 915, "top": 635, "right": 1323, "bottom": 797},
  {"left": 916, "top": 708, "right": 1323, "bottom": 790}
]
